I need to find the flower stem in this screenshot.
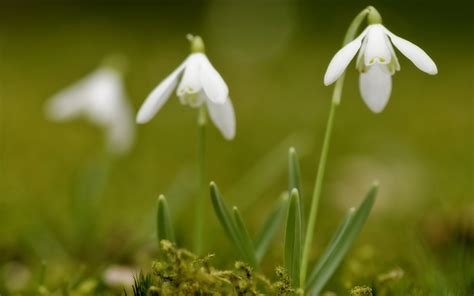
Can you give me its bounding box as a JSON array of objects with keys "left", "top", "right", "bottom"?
[
  {"left": 299, "top": 6, "right": 372, "bottom": 288},
  {"left": 300, "top": 97, "right": 338, "bottom": 288},
  {"left": 194, "top": 105, "right": 207, "bottom": 254}
]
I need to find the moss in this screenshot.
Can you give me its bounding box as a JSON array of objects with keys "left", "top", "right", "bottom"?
[
  {"left": 128, "top": 240, "right": 301, "bottom": 295},
  {"left": 350, "top": 285, "right": 373, "bottom": 296}
]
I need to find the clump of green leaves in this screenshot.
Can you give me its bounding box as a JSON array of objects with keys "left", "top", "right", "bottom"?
[
  {"left": 128, "top": 240, "right": 302, "bottom": 295},
  {"left": 211, "top": 147, "right": 377, "bottom": 294}
]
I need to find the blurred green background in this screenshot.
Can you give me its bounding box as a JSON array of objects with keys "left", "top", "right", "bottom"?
[{"left": 0, "top": 0, "right": 472, "bottom": 294}]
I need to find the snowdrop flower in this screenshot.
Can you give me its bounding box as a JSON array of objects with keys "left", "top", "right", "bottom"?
[
  {"left": 45, "top": 60, "right": 135, "bottom": 155},
  {"left": 324, "top": 7, "right": 437, "bottom": 113},
  {"left": 136, "top": 35, "right": 236, "bottom": 140},
  {"left": 102, "top": 265, "right": 136, "bottom": 288}
]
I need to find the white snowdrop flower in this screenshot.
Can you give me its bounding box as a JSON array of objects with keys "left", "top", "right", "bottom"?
[
  {"left": 45, "top": 61, "right": 135, "bottom": 155},
  {"left": 324, "top": 8, "right": 438, "bottom": 113},
  {"left": 136, "top": 35, "right": 236, "bottom": 140},
  {"left": 102, "top": 265, "right": 136, "bottom": 288}
]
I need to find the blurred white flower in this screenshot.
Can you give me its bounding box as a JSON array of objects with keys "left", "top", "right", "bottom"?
[
  {"left": 45, "top": 65, "right": 135, "bottom": 155},
  {"left": 324, "top": 23, "right": 437, "bottom": 113},
  {"left": 136, "top": 36, "right": 236, "bottom": 140},
  {"left": 102, "top": 265, "right": 135, "bottom": 288}
]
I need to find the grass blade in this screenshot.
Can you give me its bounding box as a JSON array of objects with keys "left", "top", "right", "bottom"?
[
  {"left": 255, "top": 192, "right": 289, "bottom": 262},
  {"left": 288, "top": 147, "right": 302, "bottom": 195},
  {"left": 306, "top": 183, "right": 378, "bottom": 295},
  {"left": 284, "top": 188, "right": 302, "bottom": 287},
  {"left": 305, "top": 208, "right": 355, "bottom": 288},
  {"left": 210, "top": 182, "right": 247, "bottom": 262},
  {"left": 232, "top": 207, "right": 258, "bottom": 268},
  {"left": 289, "top": 147, "right": 305, "bottom": 243},
  {"left": 157, "top": 195, "right": 175, "bottom": 243}
]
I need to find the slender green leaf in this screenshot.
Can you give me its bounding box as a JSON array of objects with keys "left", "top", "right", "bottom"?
[
  {"left": 306, "top": 183, "right": 378, "bottom": 295},
  {"left": 232, "top": 207, "right": 258, "bottom": 268},
  {"left": 305, "top": 208, "right": 355, "bottom": 288},
  {"left": 255, "top": 192, "right": 289, "bottom": 262},
  {"left": 210, "top": 182, "right": 247, "bottom": 261},
  {"left": 157, "top": 195, "right": 175, "bottom": 243},
  {"left": 288, "top": 147, "right": 302, "bottom": 195},
  {"left": 284, "top": 188, "right": 302, "bottom": 287},
  {"left": 289, "top": 147, "right": 305, "bottom": 241}
]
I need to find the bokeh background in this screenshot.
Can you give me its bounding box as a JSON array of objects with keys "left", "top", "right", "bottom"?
[{"left": 0, "top": 0, "right": 472, "bottom": 294}]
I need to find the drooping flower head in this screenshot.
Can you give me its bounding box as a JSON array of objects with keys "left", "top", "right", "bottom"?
[
  {"left": 324, "top": 7, "right": 438, "bottom": 113},
  {"left": 45, "top": 56, "right": 135, "bottom": 155},
  {"left": 136, "top": 35, "right": 236, "bottom": 140}
]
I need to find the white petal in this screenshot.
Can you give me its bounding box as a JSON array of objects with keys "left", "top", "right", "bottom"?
[
  {"left": 359, "top": 64, "right": 392, "bottom": 113},
  {"left": 45, "top": 89, "right": 87, "bottom": 121},
  {"left": 356, "top": 35, "right": 368, "bottom": 71},
  {"left": 383, "top": 27, "right": 437, "bottom": 75},
  {"left": 384, "top": 34, "right": 400, "bottom": 73},
  {"left": 136, "top": 58, "right": 187, "bottom": 124},
  {"left": 84, "top": 69, "right": 126, "bottom": 125},
  {"left": 324, "top": 28, "right": 368, "bottom": 86},
  {"left": 364, "top": 24, "right": 392, "bottom": 66},
  {"left": 45, "top": 70, "right": 103, "bottom": 121},
  {"left": 200, "top": 55, "right": 229, "bottom": 104},
  {"left": 46, "top": 67, "right": 135, "bottom": 155},
  {"left": 106, "top": 96, "right": 135, "bottom": 155},
  {"left": 207, "top": 97, "right": 236, "bottom": 140},
  {"left": 177, "top": 53, "right": 203, "bottom": 96}
]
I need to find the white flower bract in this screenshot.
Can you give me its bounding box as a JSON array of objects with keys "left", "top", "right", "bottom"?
[
  {"left": 324, "top": 24, "right": 437, "bottom": 113},
  {"left": 136, "top": 53, "right": 235, "bottom": 140},
  {"left": 45, "top": 67, "right": 135, "bottom": 155}
]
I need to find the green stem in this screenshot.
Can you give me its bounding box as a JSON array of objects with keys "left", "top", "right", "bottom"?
[
  {"left": 194, "top": 105, "right": 207, "bottom": 254},
  {"left": 299, "top": 6, "right": 373, "bottom": 288},
  {"left": 300, "top": 98, "right": 338, "bottom": 288}
]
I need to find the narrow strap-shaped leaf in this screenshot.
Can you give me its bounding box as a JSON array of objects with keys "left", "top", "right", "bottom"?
[
  {"left": 232, "top": 207, "right": 258, "bottom": 269},
  {"left": 306, "top": 183, "right": 378, "bottom": 295},
  {"left": 289, "top": 147, "right": 305, "bottom": 241},
  {"left": 255, "top": 192, "right": 289, "bottom": 262},
  {"left": 288, "top": 147, "right": 302, "bottom": 195},
  {"left": 157, "top": 195, "right": 175, "bottom": 243},
  {"left": 305, "top": 208, "right": 355, "bottom": 288},
  {"left": 209, "top": 182, "right": 247, "bottom": 261},
  {"left": 284, "top": 188, "right": 302, "bottom": 287}
]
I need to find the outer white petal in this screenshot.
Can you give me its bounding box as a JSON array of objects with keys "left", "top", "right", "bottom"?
[
  {"left": 359, "top": 64, "right": 392, "bottom": 113},
  {"left": 106, "top": 95, "right": 135, "bottom": 155},
  {"left": 207, "top": 96, "right": 236, "bottom": 140},
  {"left": 384, "top": 34, "right": 400, "bottom": 73},
  {"left": 84, "top": 69, "right": 125, "bottom": 125},
  {"left": 45, "top": 90, "right": 87, "bottom": 121},
  {"left": 356, "top": 35, "right": 368, "bottom": 71},
  {"left": 87, "top": 70, "right": 135, "bottom": 155},
  {"left": 324, "top": 28, "right": 368, "bottom": 86},
  {"left": 136, "top": 58, "right": 188, "bottom": 124},
  {"left": 364, "top": 24, "right": 392, "bottom": 66},
  {"left": 46, "top": 67, "right": 135, "bottom": 155},
  {"left": 177, "top": 53, "right": 203, "bottom": 96},
  {"left": 199, "top": 55, "right": 229, "bottom": 104},
  {"left": 383, "top": 27, "right": 437, "bottom": 75},
  {"left": 45, "top": 70, "right": 101, "bottom": 121}
]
